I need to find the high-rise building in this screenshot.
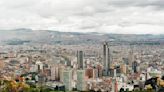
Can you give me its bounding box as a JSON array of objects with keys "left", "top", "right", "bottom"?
[
  {"left": 103, "top": 42, "right": 111, "bottom": 76},
  {"left": 63, "top": 69, "right": 72, "bottom": 91},
  {"left": 112, "top": 79, "right": 118, "bottom": 92},
  {"left": 93, "top": 69, "right": 98, "bottom": 79},
  {"left": 77, "top": 70, "right": 87, "bottom": 91},
  {"left": 128, "top": 47, "right": 134, "bottom": 67},
  {"left": 59, "top": 65, "right": 65, "bottom": 82},
  {"left": 36, "top": 61, "right": 43, "bottom": 72},
  {"left": 50, "top": 65, "right": 59, "bottom": 81},
  {"left": 77, "top": 51, "right": 84, "bottom": 69},
  {"left": 97, "top": 64, "right": 103, "bottom": 77},
  {"left": 121, "top": 64, "right": 127, "bottom": 74},
  {"left": 109, "top": 68, "right": 115, "bottom": 77},
  {"left": 132, "top": 61, "right": 138, "bottom": 73}
]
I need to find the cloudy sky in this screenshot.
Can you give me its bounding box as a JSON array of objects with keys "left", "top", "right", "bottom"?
[{"left": 0, "top": 0, "right": 164, "bottom": 34}]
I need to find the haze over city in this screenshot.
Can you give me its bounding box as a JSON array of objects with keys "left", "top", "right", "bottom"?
[
  {"left": 0, "top": 0, "right": 164, "bottom": 34},
  {"left": 0, "top": 0, "right": 164, "bottom": 92}
]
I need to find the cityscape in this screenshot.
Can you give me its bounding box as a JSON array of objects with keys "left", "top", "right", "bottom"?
[
  {"left": 0, "top": 0, "right": 164, "bottom": 92},
  {"left": 0, "top": 30, "right": 164, "bottom": 92}
]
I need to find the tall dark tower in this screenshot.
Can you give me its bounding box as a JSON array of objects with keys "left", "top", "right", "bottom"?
[
  {"left": 103, "top": 42, "right": 110, "bottom": 76},
  {"left": 132, "top": 61, "right": 138, "bottom": 73},
  {"left": 77, "top": 51, "right": 84, "bottom": 69}
]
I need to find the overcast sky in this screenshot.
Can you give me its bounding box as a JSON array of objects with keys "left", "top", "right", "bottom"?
[{"left": 0, "top": 0, "right": 164, "bottom": 34}]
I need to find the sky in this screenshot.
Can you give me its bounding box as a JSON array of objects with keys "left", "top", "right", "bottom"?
[{"left": 0, "top": 0, "right": 164, "bottom": 34}]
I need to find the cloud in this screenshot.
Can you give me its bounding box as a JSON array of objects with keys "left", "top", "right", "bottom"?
[
  {"left": 0, "top": 0, "right": 164, "bottom": 34},
  {"left": 107, "top": 0, "right": 164, "bottom": 8}
]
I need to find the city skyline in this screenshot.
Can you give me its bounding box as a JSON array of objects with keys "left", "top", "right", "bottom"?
[
  {"left": 0, "top": 1, "right": 164, "bottom": 92},
  {"left": 0, "top": 0, "right": 164, "bottom": 34}
]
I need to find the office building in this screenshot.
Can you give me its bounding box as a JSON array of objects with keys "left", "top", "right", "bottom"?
[
  {"left": 77, "top": 51, "right": 84, "bottom": 69},
  {"left": 50, "top": 65, "right": 59, "bottom": 81},
  {"left": 77, "top": 70, "right": 87, "bottom": 91},
  {"left": 128, "top": 48, "right": 134, "bottom": 67},
  {"left": 132, "top": 61, "right": 138, "bottom": 73},
  {"left": 103, "top": 42, "right": 111, "bottom": 76},
  {"left": 63, "top": 69, "right": 72, "bottom": 91}
]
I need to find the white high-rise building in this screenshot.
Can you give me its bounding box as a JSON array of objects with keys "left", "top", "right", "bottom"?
[
  {"left": 77, "top": 70, "right": 86, "bottom": 91},
  {"left": 63, "top": 69, "right": 72, "bottom": 91}
]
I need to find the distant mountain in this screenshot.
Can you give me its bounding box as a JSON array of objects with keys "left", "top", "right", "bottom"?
[{"left": 0, "top": 28, "right": 164, "bottom": 45}]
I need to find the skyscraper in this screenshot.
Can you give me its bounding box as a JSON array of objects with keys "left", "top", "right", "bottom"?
[
  {"left": 128, "top": 45, "right": 134, "bottom": 67},
  {"left": 77, "top": 70, "right": 86, "bottom": 91},
  {"left": 77, "top": 51, "right": 84, "bottom": 69},
  {"left": 63, "top": 69, "right": 72, "bottom": 91},
  {"left": 103, "top": 42, "right": 111, "bottom": 76},
  {"left": 132, "top": 61, "right": 138, "bottom": 73}
]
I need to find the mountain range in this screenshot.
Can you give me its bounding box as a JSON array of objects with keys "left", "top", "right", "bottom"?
[{"left": 0, "top": 28, "right": 164, "bottom": 45}]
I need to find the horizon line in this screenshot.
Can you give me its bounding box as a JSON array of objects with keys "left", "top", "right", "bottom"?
[{"left": 0, "top": 28, "right": 164, "bottom": 35}]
